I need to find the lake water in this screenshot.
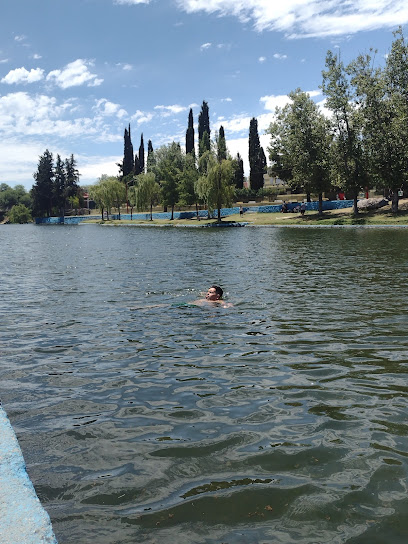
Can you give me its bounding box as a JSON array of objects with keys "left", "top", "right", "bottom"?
[{"left": 1, "top": 224, "right": 408, "bottom": 544}]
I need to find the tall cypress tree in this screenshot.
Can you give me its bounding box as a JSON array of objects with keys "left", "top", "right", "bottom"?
[
  {"left": 233, "top": 152, "right": 244, "bottom": 188},
  {"left": 217, "top": 125, "right": 227, "bottom": 162},
  {"left": 249, "top": 117, "right": 266, "bottom": 191},
  {"left": 186, "top": 108, "right": 195, "bottom": 155},
  {"left": 32, "top": 149, "right": 54, "bottom": 217},
  {"left": 123, "top": 124, "right": 134, "bottom": 177},
  {"left": 134, "top": 154, "right": 140, "bottom": 176},
  {"left": 146, "top": 139, "right": 155, "bottom": 172},
  {"left": 139, "top": 133, "right": 145, "bottom": 174},
  {"left": 198, "top": 100, "right": 210, "bottom": 157}
]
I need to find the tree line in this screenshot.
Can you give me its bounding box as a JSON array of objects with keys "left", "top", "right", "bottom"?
[
  {"left": 89, "top": 100, "right": 267, "bottom": 221},
  {"left": 28, "top": 151, "right": 82, "bottom": 218},
  {"left": 268, "top": 27, "right": 408, "bottom": 214}
]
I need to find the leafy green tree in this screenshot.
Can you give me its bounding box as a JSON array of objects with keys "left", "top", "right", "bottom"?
[
  {"left": 131, "top": 172, "right": 160, "bottom": 220},
  {"left": 321, "top": 51, "right": 368, "bottom": 214},
  {"left": 123, "top": 124, "right": 134, "bottom": 177},
  {"left": 198, "top": 100, "right": 210, "bottom": 158},
  {"left": 178, "top": 152, "right": 199, "bottom": 217},
  {"left": 350, "top": 29, "right": 408, "bottom": 212},
  {"left": 32, "top": 149, "right": 54, "bottom": 217},
  {"left": 186, "top": 108, "right": 195, "bottom": 155},
  {"left": 249, "top": 118, "right": 266, "bottom": 192},
  {"left": 0, "top": 184, "right": 31, "bottom": 211},
  {"left": 268, "top": 89, "right": 333, "bottom": 215},
  {"left": 154, "top": 142, "right": 183, "bottom": 219},
  {"left": 8, "top": 204, "right": 32, "bottom": 223},
  {"left": 217, "top": 125, "right": 227, "bottom": 162}
]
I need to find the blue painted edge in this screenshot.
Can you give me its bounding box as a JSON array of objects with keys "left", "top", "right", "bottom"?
[
  {"left": 0, "top": 406, "right": 58, "bottom": 544},
  {"left": 35, "top": 200, "right": 355, "bottom": 224}
]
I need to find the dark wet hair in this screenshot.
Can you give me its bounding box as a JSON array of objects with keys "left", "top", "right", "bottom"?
[{"left": 211, "top": 285, "right": 223, "bottom": 298}]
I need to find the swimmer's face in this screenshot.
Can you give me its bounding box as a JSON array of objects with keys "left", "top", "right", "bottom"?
[{"left": 205, "top": 287, "right": 220, "bottom": 301}]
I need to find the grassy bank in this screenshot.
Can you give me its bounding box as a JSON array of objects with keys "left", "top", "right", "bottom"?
[{"left": 84, "top": 200, "right": 408, "bottom": 227}]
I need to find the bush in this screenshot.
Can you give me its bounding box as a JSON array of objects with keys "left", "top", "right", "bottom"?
[
  {"left": 235, "top": 187, "right": 257, "bottom": 201},
  {"left": 8, "top": 204, "right": 32, "bottom": 223},
  {"left": 257, "top": 187, "right": 278, "bottom": 201}
]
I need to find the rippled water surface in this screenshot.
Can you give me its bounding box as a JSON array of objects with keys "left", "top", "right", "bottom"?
[{"left": 2, "top": 224, "right": 408, "bottom": 544}]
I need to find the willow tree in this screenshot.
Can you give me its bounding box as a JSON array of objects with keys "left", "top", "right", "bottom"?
[
  {"left": 196, "top": 154, "right": 234, "bottom": 222},
  {"left": 129, "top": 172, "right": 160, "bottom": 220}
]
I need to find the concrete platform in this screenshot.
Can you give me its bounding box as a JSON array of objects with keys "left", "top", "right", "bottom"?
[{"left": 0, "top": 406, "right": 57, "bottom": 544}]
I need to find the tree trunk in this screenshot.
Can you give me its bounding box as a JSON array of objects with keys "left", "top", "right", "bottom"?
[
  {"left": 353, "top": 190, "right": 359, "bottom": 215},
  {"left": 318, "top": 193, "right": 323, "bottom": 216},
  {"left": 195, "top": 202, "right": 199, "bottom": 219},
  {"left": 150, "top": 203, "right": 153, "bottom": 220},
  {"left": 130, "top": 207, "right": 133, "bottom": 220},
  {"left": 171, "top": 205, "right": 174, "bottom": 220},
  {"left": 391, "top": 191, "right": 399, "bottom": 213},
  {"left": 217, "top": 206, "right": 221, "bottom": 222},
  {"left": 101, "top": 207, "right": 104, "bottom": 221},
  {"left": 306, "top": 192, "right": 311, "bottom": 202}
]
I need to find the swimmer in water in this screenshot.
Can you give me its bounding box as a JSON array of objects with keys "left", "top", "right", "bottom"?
[{"left": 192, "top": 285, "right": 233, "bottom": 308}]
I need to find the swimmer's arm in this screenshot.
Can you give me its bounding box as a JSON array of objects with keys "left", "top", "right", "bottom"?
[{"left": 130, "top": 303, "right": 167, "bottom": 310}]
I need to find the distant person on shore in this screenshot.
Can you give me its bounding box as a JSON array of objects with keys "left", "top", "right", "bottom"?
[
  {"left": 239, "top": 205, "right": 244, "bottom": 217},
  {"left": 300, "top": 202, "right": 306, "bottom": 216},
  {"left": 193, "top": 285, "right": 233, "bottom": 308},
  {"left": 281, "top": 201, "right": 288, "bottom": 213}
]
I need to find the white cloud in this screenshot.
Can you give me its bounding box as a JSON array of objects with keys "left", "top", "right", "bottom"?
[
  {"left": 114, "top": 0, "right": 150, "bottom": 4},
  {"left": 131, "top": 109, "right": 154, "bottom": 124},
  {"left": 258, "top": 56, "right": 266, "bottom": 63},
  {"left": 14, "top": 35, "right": 26, "bottom": 42},
  {"left": 0, "top": 92, "right": 122, "bottom": 144},
  {"left": 176, "top": 0, "right": 408, "bottom": 38},
  {"left": 154, "top": 104, "right": 187, "bottom": 116},
  {"left": 273, "top": 53, "right": 287, "bottom": 60},
  {"left": 46, "top": 59, "right": 103, "bottom": 89},
  {"left": 221, "top": 97, "right": 232, "bottom": 102},
  {"left": 94, "top": 98, "right": 127, "bottom": 118},
  {"left": 32, "top": 54, "right": 42, "bottom": 60},
  {"left": 260, "top": 90, "right": 321, "bottom": 112},
  {"left": 76, "top": 155, "right": 122, "bottom": 184},
  {"left": 1, "top": 67, "right": 44, "bottom": 85},
  {"left": 0, "top": 58, "right": 9, "bottom": 64},
  {"left": 200, "top": 42, "right": 212, "bottom": 51},
  {"left": 260, "top": 93, "right": 292, "bottom": 112}
]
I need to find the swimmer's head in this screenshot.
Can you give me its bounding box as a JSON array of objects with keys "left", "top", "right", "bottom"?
[{"left": 206, "top": 285, "right": 223, "bottom": 301}]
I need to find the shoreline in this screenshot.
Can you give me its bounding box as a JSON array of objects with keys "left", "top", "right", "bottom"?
[{"left": 80, "top": 204, "right": 408, "bottom": 228}]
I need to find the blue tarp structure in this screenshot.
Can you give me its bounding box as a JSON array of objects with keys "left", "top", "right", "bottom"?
[{"left": 0, "top": 406, "right": 57, "bottom": 544}]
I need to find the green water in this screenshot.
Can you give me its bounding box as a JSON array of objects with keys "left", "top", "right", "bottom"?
[{"left": 1, "top": 224, "right": 408, "bottom": 543}]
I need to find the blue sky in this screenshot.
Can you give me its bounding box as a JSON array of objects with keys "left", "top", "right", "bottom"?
[{"left": 1, "top": 0, "right": 407, "bottom": 190}]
